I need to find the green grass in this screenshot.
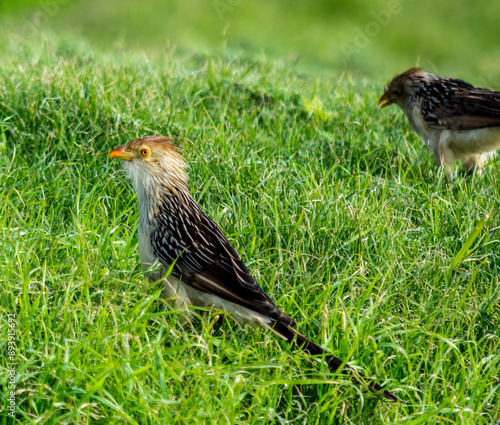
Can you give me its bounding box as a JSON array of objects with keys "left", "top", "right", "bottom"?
[{"left": 0, "top": 35, "right": 500, "bottom": 424}]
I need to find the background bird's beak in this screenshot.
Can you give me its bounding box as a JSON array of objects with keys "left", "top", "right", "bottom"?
[
  {"left": 378, "top": 93, "right": 392, "bottom": 109},
  {"left": 109, "top": 145, "right": 134, "bottom": 161}
]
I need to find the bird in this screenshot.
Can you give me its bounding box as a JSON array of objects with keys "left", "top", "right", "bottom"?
[
  {"left": 379, "top": 68, "right": 500, "bottom": 177},
  {"left": 108, "top": 136, "right": 398, "bottom": 402}
]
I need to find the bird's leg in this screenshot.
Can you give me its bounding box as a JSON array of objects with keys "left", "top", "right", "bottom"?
[
  {"left": 161, "top": 276, "right": 194, "bottom": 328},
  {"left": 143, "top": 263, "right": 194, "bottom": 328},
  {"left": 433, "top": 136, "right": 455, "bottom": 180},
  {"left": 461, "top": 154, "right": 484, "bottom": 177}
]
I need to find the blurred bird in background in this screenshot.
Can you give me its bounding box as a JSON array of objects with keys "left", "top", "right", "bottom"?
[{"left": 379, "top": 68, "right": 500, "bottom": 178}]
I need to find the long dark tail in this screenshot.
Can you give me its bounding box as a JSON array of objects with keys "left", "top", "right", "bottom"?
[{"left": 269, "top": 320, "right": 398, "bottom": 402}]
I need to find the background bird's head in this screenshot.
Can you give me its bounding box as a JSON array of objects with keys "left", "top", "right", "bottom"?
[
  {"left": 378, "top": 68, "right": 429, "bottom": 109},
  {"left": 109, "top": 136, "right": 189, "bottom": 201}
]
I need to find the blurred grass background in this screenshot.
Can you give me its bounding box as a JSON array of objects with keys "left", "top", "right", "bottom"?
[{"left": 2, "top": 0, "right": 500, "bottom": 81}]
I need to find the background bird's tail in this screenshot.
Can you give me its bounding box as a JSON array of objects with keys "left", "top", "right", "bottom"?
[{"left": 269, "top": 320, "right": 398, "bottom": 402}]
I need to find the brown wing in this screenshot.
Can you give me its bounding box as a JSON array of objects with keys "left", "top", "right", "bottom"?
[
  {"left": 150, "top": 192, "right": 296, "bottom": 327},
  {"left": 419, "top": 78, "right": 500, "bottom": 130}
]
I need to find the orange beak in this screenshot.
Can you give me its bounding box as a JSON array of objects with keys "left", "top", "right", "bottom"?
[
  {"left": 378, "top": 93, "right": 392, "bottom": 109},
  {"left": 109, "top": 145, "right": 134, "bottom": 161}
]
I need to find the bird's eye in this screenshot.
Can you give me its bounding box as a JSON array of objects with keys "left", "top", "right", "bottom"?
[
  {"left": 140, "top": 148, "right": 150, "bottom": 157},
  {"left": 393, "top": 89, "right": 401, "bottom": 96}
]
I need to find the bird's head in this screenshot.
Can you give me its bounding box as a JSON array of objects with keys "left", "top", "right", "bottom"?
[
  {"left": 378, "top": 68, "right": 427, "bottom": 109},
  {"left": 109, "top": 136, "right": 189, "bottom": 201}
]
